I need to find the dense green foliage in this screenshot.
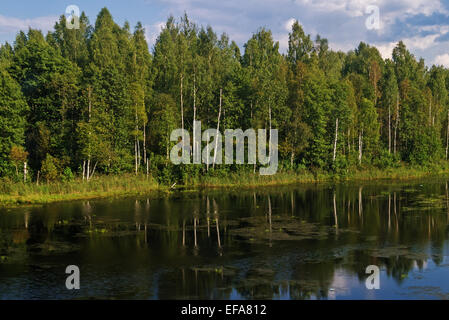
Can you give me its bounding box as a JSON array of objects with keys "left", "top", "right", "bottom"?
[{"left": 1, "top": 8, "right": 449, "bottom": 185}]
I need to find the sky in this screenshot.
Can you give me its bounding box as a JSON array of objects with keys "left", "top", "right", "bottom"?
[{"left": 1, "top": 0, "right": 449, "bottom": 67}]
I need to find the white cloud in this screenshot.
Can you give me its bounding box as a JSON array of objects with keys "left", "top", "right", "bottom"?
[
  {"left": 0, "top": 14, "right": 58, "bottom": 35},
  {"left": 144, "top": 22, "right": 165, "bottom": 48},
  {"left": 296, "top": 0, "right": 445, "bottom": 18},
  {"left": 151, "top": 0, "right": 449, "bottom": 64},
  {"left": 373, "top": 33, "right": 440, "bottom": 60},
  {"left": 284, "top": 18, "right": 296, "bottom": 32},
  {"left": 403, "top": 34, "right": 439, "bottom": 50},
  {"left": 375, "top": 41, "right": 396, "bottom": 59},
  {"left": 276, "top": 18, "right": 298, "bottom": 52},
  {"left": 434, "top": 53, "right": 449, "bottom": 67}
]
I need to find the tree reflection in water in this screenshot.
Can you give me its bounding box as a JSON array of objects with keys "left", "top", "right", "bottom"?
[{"left": 1, "top": 179, "right": 449, "bottom": 299}]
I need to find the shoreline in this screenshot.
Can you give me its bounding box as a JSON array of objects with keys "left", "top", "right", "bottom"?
[{"left": 1, "top": 165, "right": 449, "bottom": 207}]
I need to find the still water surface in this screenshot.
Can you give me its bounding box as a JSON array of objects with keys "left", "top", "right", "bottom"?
[{"left": 1, "top": 179, "right": 449, "bottom": 299}]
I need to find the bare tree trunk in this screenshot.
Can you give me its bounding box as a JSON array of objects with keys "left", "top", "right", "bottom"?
[
  {"left": 180, "top": 74, "right": 184, "bottom": 144},
  {"left": 252, "top": 100, "right": 255, "bottom": 174},
  {"left": 388, "top": 104, "right": 391, "bottom": 153},
  {"left": 88, "top": 86, "right": 92, "bottom": 120},
  {"left": 358, "top": 129, "right": 363, "bottom": 165},
  {"left": 82, "top": 160, "right": 85, "bottom": 181},
  {"left": 166, "top": 140, "right": 169, "bottom": 160},
  {"left": 206, "top": 133, "right": 209, "bottom": 172},
  {"left": 446, "top": 109, "right": 449, "bottom": 160},
  {"left": 269, "top": 103, "right": 272, "bottom": 141},
  {"left": 333, "top": 118, "right": 339, "bottom": 162},
  {"left": 394, "top": 93, "right": 399, "bottom": 155},
  {"left": 193, "top": 74, "right": 197, "bottom": 159},
  {"left": 135, "top": 98, "right": 139, "bottom": 175},
  {"left": 86, "top": 159, "right": 90, "bottom": 181},
  {"left": 36, "top": 170, "right": 40, "bottom": 186},
  {"left": 213, "top": 89, "right": 222, "bottom": 169},
  {"left": 143, "top": 125, "right": 146, "bottom": 165},
  {"left": 88, "top": 87, "right": 92, "bottom": 179},
  {"left": 89, "top": 161, "right": 97, "bottom": 180},
  {"left": 23, "top": 162, "right": 27, "bottom": 183},
  {"left": 135, "top": 139, "right": 138, "bottom": 175},
  {"left": 146, "top": 158, "right": 149, "bottom": 179},
  {"left": 137, "top": 136, "right": 141, "bottom": 166}
]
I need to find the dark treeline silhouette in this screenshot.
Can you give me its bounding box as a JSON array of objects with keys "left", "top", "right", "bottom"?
[{"left": 1, "top": 7, "right": 449, "bottom": 184}]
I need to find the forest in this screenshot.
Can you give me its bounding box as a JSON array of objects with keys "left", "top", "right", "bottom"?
[{"left": 1, "top": 7, "right": 449, "bottom": 188}]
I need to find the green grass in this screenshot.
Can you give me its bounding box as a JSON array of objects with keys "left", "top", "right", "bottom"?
[
  {"left": 1, "top": 162, "right": 449, "bottom": 206},
  {"left": 0, "top": 174, "right": 163, "bottom": 206},
  {"left": 186, "top": 162, "right": 449, "bottom": 188},
  {"left": 187, "top": 170, "right": 318, "bottom": 187}
]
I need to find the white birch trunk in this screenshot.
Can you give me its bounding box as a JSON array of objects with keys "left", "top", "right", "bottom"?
[
  {"left": 394, "top": 93, "right": 399, "bottom": 155},
  {"left": 135, "top": 139, "right": 138, "bottom": 175},
  {"left": 358, "top": 129, "right": 363, "bottom": 165},
  {"left": 87, "top": 87, "right": 92, "bottom": 181},
  {"left": 137, "top": 135, "right": 141, "bottom": 166},
  {"left": 86, "top": 159, "right": 90, "bottom": 181},
  {"left": 193, "top": 73, "right": 197, "bottom": 161},
  {"left": 333, "top": 118, "right": 339, "bottom": 162},
  {"left": 429, "top": 98, "right": 432, "bottom": 126},
  {"left": 180, "top": 74, "right": 184, "bottom": 145},
  {"left": 446, "top": 109, "right": 449, "bottom": 160},
  {"left": 88, "top": 161, "right": 97, "bottom": 180},
  {"left": 146, "top": 158, "right": 149, "bottom": 179},
  {"left": 23, "top": 161, "right": 27, "bottom": 183},
  {"left": 82, "top": 160, "right": 85, "bottom": 181},
  {"left": 388, "top": 104, "right": 391, "bottom": 153},
  {"left": 213, "top": 89, "right": 222, "bottom": 169},
  {"left": 143, "top": 125, "right": 146, "bottom": 165}
]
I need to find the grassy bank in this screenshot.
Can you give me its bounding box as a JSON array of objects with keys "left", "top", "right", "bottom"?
[
  {"left": 185, "top": 162, "right": 449, "bottom": 188},
  {"left": 1, "top": 163, "right": 449, "bottom": 206},
  {"left": 0, "top": 174, "right": 163, "bottom": 206}
]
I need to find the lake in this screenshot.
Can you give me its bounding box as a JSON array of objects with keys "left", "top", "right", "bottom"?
[{"left": 1, "top": 179, "right": 449, "bottom": 299}]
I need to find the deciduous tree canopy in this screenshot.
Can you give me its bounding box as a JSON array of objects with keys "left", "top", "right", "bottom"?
[{"left": 1, "top": 8, "right": 448, "bottom": 182}]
